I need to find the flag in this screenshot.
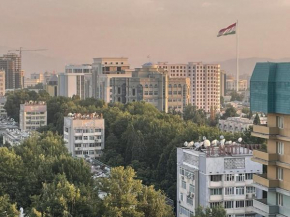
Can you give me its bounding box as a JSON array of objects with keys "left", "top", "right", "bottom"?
[{"left": 217, "top": 23, "right": 236, "bottom": 37}]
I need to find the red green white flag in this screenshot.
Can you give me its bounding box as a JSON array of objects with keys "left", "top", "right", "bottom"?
[{"left": 217, "top": 23, "right": 236, "bottom": 37}]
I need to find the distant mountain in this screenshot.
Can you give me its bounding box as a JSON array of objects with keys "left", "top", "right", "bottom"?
[{"left": 219, "top": 57, "right": 290, "bottom": 77}]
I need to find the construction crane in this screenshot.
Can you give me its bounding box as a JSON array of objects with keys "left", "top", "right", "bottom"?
[{"left": 8, "top": 47, "right": 47, "bottom": 57}]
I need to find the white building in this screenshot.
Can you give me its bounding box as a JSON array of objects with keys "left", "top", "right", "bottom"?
[
  {"left": 58, "top": 64, "right": 92, "bottom": 99},
  {"left": 227, "top": 79, "right": 248, "bottom": 91},
  {"left": 0, "top": 96, "right": 7, "bottom": 117},
  {"left": 219, "top": 117, "right": 254, "bottom": 133},
  {"left": 157, "top": 62, "right": 220, "bottom": 113},
  {"left": 64, "top": 113, "right": 105, "bottom": 159},
  {"left": 19, "top": 101, "right": 47, "bottom": 131},
  {"left": 177, "top": 141, "right": 263, "bottom": 217},
  {"left": 3, "top": 129, "right": 30, "bottom": 146},
  {"left": 92, "top": 58, "right": 131, "bottom": 99}
]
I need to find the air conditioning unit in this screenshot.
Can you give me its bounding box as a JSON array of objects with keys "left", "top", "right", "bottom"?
[{"left": 181, "top": 176, "right": 185, "bottom": 180}]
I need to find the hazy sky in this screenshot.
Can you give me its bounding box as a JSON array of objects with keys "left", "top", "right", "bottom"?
[{"left": 1, "top": 0, "right": 290, "bottom": 72}]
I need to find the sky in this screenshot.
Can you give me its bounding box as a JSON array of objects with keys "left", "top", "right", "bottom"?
[{"left": 1, "top": 0, "right": 290, "bottom": 73}]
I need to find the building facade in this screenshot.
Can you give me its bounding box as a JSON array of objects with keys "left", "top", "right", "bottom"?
[
  {"left": 0, "top": 53, "right": 22, "bottom": 89},
  {"left": 227, "top": 79, "right": 248, "bottom": 91},
  {"left": 220, "top": 70, "right": 226, "bottom": 97},
  {"left": 63, "top": 113, "right": 105, "bottom": 159},
  {"left": 177, "top": 144, "right": 263, "bottom": 217},
  {"left": 157, "top": 62, "right": 220, "bottom": 113},
  {"left": 45, "top": 74, "right": 58, "bottom": 97},
  {"left": 110, "top": 63, "right": 190, "bottom": 113},
  {"left": 19, "top": 101, "right": 47, "bottom": 131},
  {"left": 58, "top": 64, "right": 92, "bottom": 99},
  {"left": 92, "top": 57, "right": 131, "bottom": 99},
  {"left": 0, "top": 97, "right": 7, "bottom": 117},
  {"left": 0, "top": 70, "right": 5, "bottom": 96},
  {"left": 3, "top": 129, "right": 30, "bottom": 146},
  {"left": 251, "top": 62, "right": 290, "bottom": 217},
  {"left": 24, "top": 73, "right": 44, "bottom": 88}
]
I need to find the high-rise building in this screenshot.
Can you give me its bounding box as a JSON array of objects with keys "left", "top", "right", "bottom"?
[
  {"left": 220, "top": 70, "right": 226, "bottom": 97},
  {"left": 157, "top": 62, "right": 220, "bottom": 113},
  {"left": 19, "top": 101, "right": 47, "bottom": 131},
  {"left": 63, "top": 113, "right": 105, "bottom": 159},
  {"left": 110, "top": 63, "right": 190, "bottom": 113},
  {"left": 24, "top": 73, "right": 44, "bottom": 88},
  {"left": 0, "top": 70, "right": 5, "bottom": 96},
  {"left": 0, "top": 53, "right": 22, "bottom": 89},
  {"left": 58, "top": 64, "right": 92, "bottom": 99},
  {"left": 0, "top": 96, "right": 7, "bottom": 117},
  {"left": 92, "top": 58, "right": 131, "bottom": 99},
  {"left": 177, "top": 142, "right": 262, "bottom": 217},
  {"left": 251, "top": 62, "right": 290, "bottom": 216}
]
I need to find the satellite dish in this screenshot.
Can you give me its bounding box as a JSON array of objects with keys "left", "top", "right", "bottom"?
[
  {"left": 238, "top": 138, "right": 243, "bottom": 143},
  {"left": 228, "top": 141, "right": 232, "bottom": 145},
  {"left": 184, "top": 141, "right": 188, "bottom": 147},
  {"left": 211, "top": 139, "right": 218, "bottom": 146},
  {"left": 188, "top": 141, "right": 194, "bottom": 147},
  {"left": 204, "top": 140, "right": 210, "bottom": 147},
  {"left": 220, "top": 135, "right": 224, "bottom": 140},
  {"left": 203, "top": 136, "right": 207, "bottom": 141}
]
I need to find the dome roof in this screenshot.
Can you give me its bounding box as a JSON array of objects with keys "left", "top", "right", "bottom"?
[{"left": 143, "top": 62, "right": 154, "bottom": 66}]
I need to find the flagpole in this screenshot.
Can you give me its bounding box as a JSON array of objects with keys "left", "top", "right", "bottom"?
[{"left": 236, "top": 20, "right": 239, "bottom": 92}]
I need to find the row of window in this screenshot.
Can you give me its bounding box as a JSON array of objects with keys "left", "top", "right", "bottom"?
[
  {"left": 212, "top": 186, "right": 256, "bottom": 196},
  {"left": 25, "top": 121, "right": 46, "bottom": 125},
  {"left": 179, "top": 206, "right": 194, "bottom": 217},
  {"left": 75, "top": 150, "right": 102, "bottom": 155},
  {"left": 211, "top": 173, "right": 253, "bottom": 182},
  {"left": 26, "top": 112, "right": 45, "bottom": 115},
  {"left": 180, "top": 168, "right": 194, "bottom": 179},
  {"left": 74, "top": 143, "right": 102, "bottom": 148},
  {"left": 73, "top": 128, "right": 102, "bottom": 133},
  {"left": 168, "top": 98, "right": 182, "bottom": 102},
  {"left": 75, "top": 136, "right": 102, "bottom": 140}
]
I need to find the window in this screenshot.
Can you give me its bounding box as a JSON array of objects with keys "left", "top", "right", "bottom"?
[
  {"left": 118, "top": 87, "right": 121, "bottom": 94},
  {"left": 277, "top": 193, "right": 283, "bottom": 206},
  {"left": 277, "top": 116, "right": 284, "bottom": 129},
  {"left": 180, "top": 193, "right": 183, "bottom": 201},
  {"left": 75, "top": 144, "right": 81, "bottom": 148},
  {"left": 180, "top": 168, "right": 185, "bottom": 175},
  {"left": 189, "top": 184, "right": 195, "bottom": 193},
  {"left": 236, "top": 200, "right": 244, "bottom": 208},
  {"left": 224, "top": 201, "right": 234, "bottom": 208},
  {"left": 210, "top": 188, "right": 222, "bottom": 195},
  {"left": 236, "top": 174, "right": 245, "bottom": 182},
  {"left": 210, "top": 175, "right": 222, "bottom": 182},
  {"left": 225, "top": 174, "right": 235, "bottom": 181},
  {"left": 187, "top": 196, "right": 193, "bottom": 205},
  {"left": 225, "top": 187, "right": 235, "bottom": 195},
  {"left": 245, "top": 173, "right": 253, "bottom": 180},
  {"left": 277, "top": 167, "right": 283, "bottom": 181},
  {"left": 277, "top": 142, "right": 284, "bottom": 155},
  {"left": 182, "top": 181, "right": 186, "bottom": 189},
  {"left": 236, "top": 187, "right": 245, "bottom": 195},
  {"left": 246, "top": 200, "right": 253, "bottom": 207},
  {"left": 246, "top": 186, "right": 256, "bottom": 194},
  {"left": 210, "top": 202, "right": 221, "bottom": 208},
  {"left": 132, "top": 89, "right": 136, "bottom": 96}
]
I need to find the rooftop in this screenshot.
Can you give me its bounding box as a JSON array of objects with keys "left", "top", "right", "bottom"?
[{"left": 66, "top": 113, "right": 103, "bottom": 120}]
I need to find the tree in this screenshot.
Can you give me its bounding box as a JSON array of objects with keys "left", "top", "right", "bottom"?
[
  {"left": 222, "top": 105, "right": 238, "bottom": 119},
  {"left": 230, "top": 90, "right": 244, "bottom": 101},
  {"left": 194, "top": 206, "right": 226, "bottom": 217},
  {"left": 220, "top": 96, "right": 224, "bottom": 107},
  {"left": 99, "top": 166, "right": 174, "bottom": 217},
  {"left": 242, "top": 107, "right": 250, "bottom": 115},
  {"left": 254, "top": 113, "right": 261, "bottom": 125},
  {"left": 183, "top": 105, "right": 207, "bottom": 126},
  {"left": 0, "top": 195, "right": 19, "bottom": 217}
]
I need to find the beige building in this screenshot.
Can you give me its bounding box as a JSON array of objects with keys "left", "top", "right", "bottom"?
[
  {"left": 45, "top": 74, "right": 58, "bottom": 97},
  {"left": 111, "top": 63, "right": 190, "bottom": 113},
  {"left": 92, "top": 58, "right": 131, "bottom": 99},
  {"left": 24, "top": 73, "right": 44, "bottom": 88},
  {"left": 0, "top": 70, "right": 5, "bottom": 96},
  {"left": 19, "top": 101, "right": 47, "bottom": 131},
  {"left": 58, "top": 64, "right": 92, "bottom": 99},
  {"left": 226, "top": 78, "right": 248, "bottom": 91},
  {"left": 64, "top": 113, "right": 105, "bottom": 159},
  {"left": 157, "top": 62, "right": 220, "bottom": 113}
]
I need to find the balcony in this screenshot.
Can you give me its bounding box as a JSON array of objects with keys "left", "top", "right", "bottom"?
[
  {"left": 252, "top": 150, "right": 278, "bottom": 165},
  {"left": 253, "top": 174, "right": 279, "bottom": 189},
  {"left": 251, "top": 125, "right": 279, "bottom": 139},
  {"left": 253, "top": 199, "right": 279, "bottom": 215}
]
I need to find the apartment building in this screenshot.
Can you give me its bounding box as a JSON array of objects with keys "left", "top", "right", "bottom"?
[
  {"left": 0, "top": 53, "right": 22, "bottom": 89},
  {"left": 177, "top": 142, "right": 262, "bottom": 217},
  {"left": 219, "top": 117, "right": 254, "bottom": 133},
  {"left": 19, "top": 101, "right": 47, "bottom": 131},
  {"left": 251, "top": 62, "right": 290, "bottom": 217},
  {"left": 58, "top": 64, "right": 92, "bottom": 99},
  {"left": 227, "top": 79, "right": 248, "bottom": 91},
  {"left": 220, "top": 70, "right": 227, "bottom": 97},
  {"left": 0, "top": 70, "right": 5, "bottom": 96},
  {"left": 0, "top": 97, "right": 7, "bottom": 117},
  {"left": 110, "top": 62, "right": 190, "bottom": 113},
  {"left": 24, "top": 73, "right": 44, "bottom": 88},
  {"left": 63, "top": 113, "right": 105, "bottom": 159},
  {"left": 92, "top": 57, "right": 131, "bottom": 99},
  {"left": 157, "top": 62, "right": 220, "bottom": 113}
]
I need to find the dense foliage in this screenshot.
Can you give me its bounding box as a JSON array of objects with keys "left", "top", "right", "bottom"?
[
  {"left": 194, "top": 206, "right": 226, "bottom": 217},
  {"left": 0, "top": 133, "right": 173, "bottom": 216},
  {"left": 4, "top": 90, "right": 251, "bottom": 208},
  {"left": 230, "top": 90, "right": 244, "bottom": 101}
]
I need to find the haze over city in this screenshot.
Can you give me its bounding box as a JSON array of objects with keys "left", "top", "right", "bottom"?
[{"left": 1, "top": 0, "right": 290, "bottom": 74}]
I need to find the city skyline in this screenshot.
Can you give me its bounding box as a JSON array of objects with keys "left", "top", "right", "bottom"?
[{"left": 1, "top": 0, "right": 290, "bottom": 74}]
